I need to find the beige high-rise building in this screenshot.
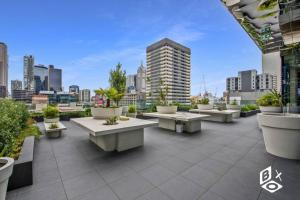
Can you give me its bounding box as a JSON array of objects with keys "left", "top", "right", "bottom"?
[
  {"left": 24, "top": 55, "right": 35, "bottom": 91},
  {"left": 0, "top": 42, "right": 8, "bottom": 97},
  {"left": 146, "top": 38, "right": 191, "bottom": 104}
]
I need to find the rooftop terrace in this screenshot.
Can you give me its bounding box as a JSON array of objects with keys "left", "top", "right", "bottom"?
[{"left": 7, "top": 116, "right": 300, "bottom": 200}]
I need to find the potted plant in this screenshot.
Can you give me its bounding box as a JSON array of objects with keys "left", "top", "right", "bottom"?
[
  {"left": 197, "top": 98, "right": 213, "bottom": 110},
  {"left": 156, "top": 79, "right": 177, "bottom": 114},
  {"left": 127, "top": 105, "right": 137, "bottom": 118},
  {"left": 0, "top": 157, "right": 14, "bottom": 200},
  {"left": 43, "top": 106, "right": 59, "bottom": 123},
  {"left": 103, "top": 116, "right": 118, "bottom": 125},
  {"left": 256, "top": 90, "right": 282, "bottom": 113},
  {"left": 92, "top": 88, "right": 123, "bottom": 119},
  {"left": 226, "top": 99, "right": 241, "bottom": 110}
]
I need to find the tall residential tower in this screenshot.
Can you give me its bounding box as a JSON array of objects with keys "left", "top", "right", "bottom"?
[
  {"left": 24, "top": 55, "right": 35, "bottom": 91},
  {"left": 146, "top": 38, "right": 191, "bottom": 104},
  {"left": 0, "top": 42, "right": 8, "bottom": 97}
]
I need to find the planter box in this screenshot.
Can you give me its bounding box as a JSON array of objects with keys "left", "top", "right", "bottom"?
[
  {"left": 32, "top": 116, "right": 44, "bottom": 122},
  {"left": 157, "top": 106, "right": 177, "bottom": 114},
  {"left": 44, "top": 117, "right": 59, "bottom": 123},
  {"left": 197, "top": 104, "right": 213, "bottom": 110},
  {"left": 259, "top": 106, "right": 282, "bottom": 113},
  {"left": 240, "top": 110, "right": 258, "bottom": 117},
  {"left": 127, "top": 113, "right": 137, "bottom": 118},
  {"left": 91, "top": 107, "right": 123, "bottom": 119},
  {"left": 8, "top": 136, "right": 35, "bottom": 191},
  {"left": 226, "top": 104, "right": 241, "bottom": 110},
  {"left": 258, "top": 113, "right": 300, "bottom": 159}
]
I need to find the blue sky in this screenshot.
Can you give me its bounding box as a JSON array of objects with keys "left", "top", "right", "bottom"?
[{"left": 1, "top": 0, "right": 261, "bottom": 96}]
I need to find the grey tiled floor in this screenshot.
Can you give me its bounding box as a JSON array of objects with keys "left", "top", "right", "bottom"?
[{"left": 7, "top": 115, "right": 300, "bottom": 200}]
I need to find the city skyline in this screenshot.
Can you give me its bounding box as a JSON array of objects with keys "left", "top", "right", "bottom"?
[{"left": 1, "top": 0, "right": 261, "bottom": 96}]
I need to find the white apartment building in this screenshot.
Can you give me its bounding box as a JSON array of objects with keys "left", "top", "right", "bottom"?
[
  {"left": 146, "top": 38, "right": 191, "bottom": 104},
  {"left": 79, "top": 89, "right": 90, "bottom": 103}
]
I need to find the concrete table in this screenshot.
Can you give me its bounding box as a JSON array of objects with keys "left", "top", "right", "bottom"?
[
  {"left": 143, "top": 112, "right": 209, "bottom": 133},
  {"left": 71, "top": 117, "right": 158, "bottom": 152},
  {"left": 189, "top": 109, "right": 240, "bottom": 123},
  {"left": 44, "top": 122, "right": 66, "bottom": 138}
]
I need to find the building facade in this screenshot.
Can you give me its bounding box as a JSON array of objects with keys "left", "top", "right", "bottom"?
[
  {"left": 126, "top": 75, "right": 136, "bottom": 93},
  {"left": 79, "top": 89, "right": 90, "bottom": 103},
  {"left": 33, "top": 65, "right": 48, "bottom": 93},
  {"left": 12, "top": 89, "right": 34, "bottom": 103},
  {"left": 221, "top": 0, "right": 300, "bottom": 112},
  {"left": 136, "top": 62, "right": 146, "bottom": 93},
  {"left": 24, "top": 55, "right": 35, "bottom": 91},
  {"left": 0, "top": 42, "right": 8, "bottom": 97},
  {"left": 226, "top": 70, "right": 277, "bottom": 93},
  {"left": 69, "top": 85, "right": 80, "bottom": 94},
  {"left": 48, "top": 65, "right": 62, "bottom": 92},
  {"left": 146, "top": 38, "right": 191, "bottom": 104},
  {"left": 11, "top": 80, "right": 22, "bottom": 96}
]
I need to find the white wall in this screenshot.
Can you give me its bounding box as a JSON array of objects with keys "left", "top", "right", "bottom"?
[{"left": 262, "top": 51, "right": 281, "bottom": 92}]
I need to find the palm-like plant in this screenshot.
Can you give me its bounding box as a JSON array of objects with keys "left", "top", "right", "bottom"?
[
  {"left": 94, "top": 87, "right": 123, "bottom": 107},
  {"left": 157, "top": 79, "right": 169, "bottom": 106}
]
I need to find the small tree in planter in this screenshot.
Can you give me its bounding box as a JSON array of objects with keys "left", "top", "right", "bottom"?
[
  {"left": 256, "top": 90, "right": 282, "bottom": 113},
  {"left": 227, "top": 99, "right": 241, "bottom": 110},
  {"left": 92, "top": 88, "right": 123, "bottom": 119},
  {"left": 197, "top": 98, "right": 213, "bottom": 110},
  {"left": 127, "top": 105, "right": 137, "bottom": 118},
  {"left": 109, "top": 63, "right": 126, "bottom": 106},
  {"left": 43, "top": 106, "right": 59, "bottom": 123},
  {"left": 156, "top": 79, "right": 177, "bottom": 114}
]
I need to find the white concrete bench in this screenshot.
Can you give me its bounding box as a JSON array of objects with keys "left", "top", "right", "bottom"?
[
  {"left": 44, "top": 122, "right": 66, "bottom": 138},
  {"left": 143, "top": 112, "right": 209, "bottom": 133},
  {"left": 71, "top": 117, "right": 158, "bottom": 152},
  {"left": 189, "top": 109, "right": 240, "bottom": 123}
]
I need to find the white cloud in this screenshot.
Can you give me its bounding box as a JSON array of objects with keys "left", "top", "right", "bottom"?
[{"left": 159, "top": 23, "right": 204, "bottom": 44}]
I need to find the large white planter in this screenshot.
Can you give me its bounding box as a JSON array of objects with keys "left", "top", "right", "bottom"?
[
  {"left": 0, "top": 157, "right": 14, "bottom": 200},
  {"left": 259, "top": 106, "right": 282, "bottom": 113},
  {"left": 44, "top": 117, "right": 59, "bottom": 123},
  {"left": 91, "top": 107, "right": 123, "bottom": 119},
  {"left": 157, "top": 106, "right": 177, "bottom": 114},
  {"left": 197, "top": 104, "right": 213, "bottom": 110},
  {"left": 258, "top": 113, "right": 300, "bottom": 159},
  {"left": 226, "top": 104, "right": 241, "bottom": 110}
]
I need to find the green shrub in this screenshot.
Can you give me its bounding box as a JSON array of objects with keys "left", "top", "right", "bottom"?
[
  {"left": 256, "top": 90, "right": 282, "bottom": 107},
  {"left": 7, "top": 125, "right": 41, "bottom": 159},
  {"left": 60, "top": 111, "right": 87, "bottom": 118},
  {"left": 0, "top": 99, "right": 35, "bottom": 159},
  {"left": 230, "top": 99, "right": 238, "bottom": 105},
  {"left": 85, "top": 108, "right": 91, "bottom": 117},
  {"left": 198, "top": 98, "right": 209, "bottom": 105},
  {"left": 43, "top": 106, "right": 59, "bottom": 119},
  {"left": 241, "top": 106, "right": 250, "bottom": 112},
  {"left": 146, "top": 104, "right": 157, "bottom": 112},
  {"left": 128, "top": 105, "right": 136, "bottom": 113},
  {"left": 246, "top": 104, "right": 258, "bottom": 111}
]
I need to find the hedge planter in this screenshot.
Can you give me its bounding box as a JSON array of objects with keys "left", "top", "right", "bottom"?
[
  {"left": 0, "top": 157, "right": 14, "bottom": 199},
  {"left": 197, "top": 104, "right": 213, "bottom": 110},
  {"left": 259, "top": 106, "right": 282, "bottom": 113},
  {"left": 157, "top": 106, "right": 177, "bottom": 114},
  {"left": 91, "top": 107, "right": 123, "bottom": 119},
  {"left": 258, "top": 113, "right": 300, "bottom": 159},
  {"left": 226, "top": 104, "right": 241, "bottom": 110},
  {"left": 8, "top": 136, "right": 34, "bottom": 191},
  {"left": 240, "top": 110, "right": 258, "bottom": 117},
  {"left": 44, "top": 117, "right": 59, "bottom": 123}
]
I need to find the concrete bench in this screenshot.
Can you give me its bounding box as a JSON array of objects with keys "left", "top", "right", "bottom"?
[
  {"left": 143, "top": 112, "right": 209, "bottom": 133},
  {"left": 189, "top": 109, "right": 240, "bottom": 123},
  {"left": 71, "top": 117, "right": 158, "bottom": 152}
]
